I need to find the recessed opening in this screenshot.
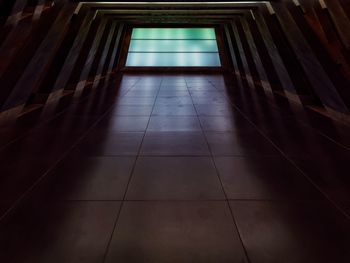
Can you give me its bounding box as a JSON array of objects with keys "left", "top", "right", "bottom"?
[{"left": 125, "top": 27, "right": 222, "bottom": 67}]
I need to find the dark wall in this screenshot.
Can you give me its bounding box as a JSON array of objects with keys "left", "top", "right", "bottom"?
[
  {"left": 223, "top": 0, "right": 350, "bottom": 115},
  {"left": 0, "top": 0, "right": 349, "bottom": 120},
  {"left": 0, "top": 0, "right": 125, "bottom": 119}
]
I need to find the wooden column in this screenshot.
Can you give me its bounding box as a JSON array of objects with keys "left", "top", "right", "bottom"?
[
  {"left": 3, "top": 0, "right": 28, "bottom": 26},
  {"left": 1, "top": 1, "right": 77, "bottom": 112},
  {"left": 34, "top": 6, "right": 95, "bottom": 103},
  {"left": 0, "top": 0, "right": 56, "bottom": 79},
  {"left": 87, "top": 20, "right": 113, "bottom": 87},
  {"left": 91, "top": 21, "right": 118, "bottom": 89},
  {"left": 231, "top": 20, "right": 255, "bottom": 89},
  {"left": 49, "top": 10, "right": 95, "bottom": 96},
  {"left": 253, "top": 9, "right": 297, "bottom": 94},
  {"left": 323, "top": 0, "right": 350, "bottom": 52},
  {"left": 0, "top": 1, "right": 71, "bottom": 111},
  {"left": 73, "top": 17, "right": 108, "bottom": 92},
  {"left": 109, "top": 23, "right": 124, "bottom": 71},
  {"left": 240, "top": 16, "right": 272, "bottom": 92},
  {"left": 287, "top": 0, "right": 350, "bottom": 109},
  {"left": 272, "top": 2, "right": 349, "bottom": 112},
  {"left": 224, "top": 23, "right": 243, "bottom": 89}
]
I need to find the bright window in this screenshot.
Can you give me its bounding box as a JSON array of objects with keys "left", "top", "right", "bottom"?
[{"left": 126, "top": 28, "right": 221, "bottom": 67}]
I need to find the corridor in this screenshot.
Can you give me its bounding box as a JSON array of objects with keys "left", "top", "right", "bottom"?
[{"left": 0, "top": 74, "right": 350, "bottom": 262}]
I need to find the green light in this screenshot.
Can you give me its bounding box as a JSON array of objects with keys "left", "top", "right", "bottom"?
[
  {"left": 126, "top": 28, "right": 221, "bottom": 67},
  {"left": 131, "top": 28, "right": 217, "bottom": 39}
]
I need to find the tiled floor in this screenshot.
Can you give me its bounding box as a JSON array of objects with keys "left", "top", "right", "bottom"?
[{"left": 0, "top": 74, "right": 350, "bottom": 262}]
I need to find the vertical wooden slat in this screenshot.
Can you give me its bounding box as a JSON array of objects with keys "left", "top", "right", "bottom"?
[
  {"left": 224, "top": 24, "right": 243, "bottom": 89},
  {"left": 272, "top": 2, "right": 349, "bottom": 112},
  {"left": 74, "top": 18, "right": 108, "bottom": 92},
  {"left": 231, "top": 20, "right": 255, "bottom": 89},
  {"left": 91, "top": 21, "right": 118, "bottom": 89},
  {"left": 108, "top": 23, "right": 124, "bottom": 72},
  {"left": 1, "top": 2, "right": 77, "bottom": 111},
  {"left": 253, "top": 9, "right": 296, "bottom": 94},
  {"left": 324, "top": 0, "right": 350, "bottom": 51},
  {"left": 240, "top": 17, "right": 272, "bottom": 92}
]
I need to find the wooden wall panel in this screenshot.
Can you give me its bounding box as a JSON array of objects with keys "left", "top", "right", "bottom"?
[
  {"left": 253, "top": 9, "right": 296, "bottom": 94},
  {"left": 240, "top": 17, "right": 272, "bottom": 92},
  {"left": 65, "top": 17, "right": 104, "bottom": 90},
  {"left": 235, "top": 19, "right": 263, "bottom": 90},
  {"left": 338, "top": 0, "right": 350, "bottom": 20},
  {"left": 224, "top": 24, "right": 244, "bottom": 89},
  {"left": 323, "top": 0, "right": 350, "bottom": 51},
  {"left": 88, "top": 20, "right": 113, "bottom": 86},
  {"left": 73, "top": 18, "right": 108, "bottom": 92},
  {"left": 110, "top": 23, "right": 125, "bottom": 71},
  {"left": 230, "top": 21, "right": 255, "bottom": 90},
  {"left": 0, "top": 0, "right": 47, "bottom": 77},
  {"left": 1, "top": 2, "right": 77, "bottom": 112},
  {"left": 32, "top": 6, "right": 95, "bottom": 103},
  {"left": 50, "top": 10, "right": 95, "bottom": 95},
  {"left": 272, "top": 2, "right": 349, "bottom": 113},
  {"left": 91, "top": 22, "right": 118, "bottom": 89},
  {"left": 287, "top": 1, "right": 350, "bottom": 109},
  {"left": 103, "top": 23, "right": 122, "bottom": 75},
  {"left": 3, "top": 0, "right": 28, "bottom": 26},
  {"left": 0, "top": 1, "right": 65, "bottom": 109}
]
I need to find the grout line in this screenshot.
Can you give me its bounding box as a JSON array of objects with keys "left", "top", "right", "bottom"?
[
  {"left": 0, "top": 76, "right": 143, "bottom": 225},
  {"left": 317, "top": 131, "right": 350, "bottom": 152},
  {"left": 101, "top": 77, "right": 163, "bottom": 263},
  {"left": 207, "top": 78, "right": 350, "bottom": 221},
  {"left": 186, "top": 77, "right": 252, "bottom": 263}
]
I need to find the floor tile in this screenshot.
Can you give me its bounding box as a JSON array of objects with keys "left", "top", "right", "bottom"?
[
  {"left": 109, "top": 105, "right": 153, "bottom": 116},
  {"left": 155, "top": 96, "right": 193, "bottom": 106},
  {"left": 41, "top": 115, "right": 99, "bottom": 133},
  {"left": 147, "top": 116, "right": 201, "bottom": 132},
  {"left": 159, "top": 85, "right": 188, "bottom": 91},
  {"left": 105, "top": 201, "right": 248, "bottom": 263},
  {"left": 0, "top": 201, "right": 121, "bottom": 263},
  {"left": 205, "top": 131, "right": 279, "bottom": 156},
  {"left": 195, "top": 104, "right": 237, "bottom": 116},
  {"left": 158, "top": 90, "right": 190, "bottom": 97},
  {"left": 123, "top": 90, "right": 158, "bottom": 97},
  {"left": 74, "top": 131, "right": 144, "bottom": 156},
  {"left": 140, "top": 132, "right": 210, "bottom": 155},
  {"left": 152, "top": 105, "right": 197, "bottom": 116},
  {"left": 200, "top": 116, "right": 255, "bottom": 132},
  {"left": 126, "top": 157, "right": 225, "bottom": 200},
  {"left": 0, "top": 155, "right": 56, "bottom": 216},
  {"left": 230, "top": 201, "right": 350, "bottom": 263},
  {"left": 94, "top": 116, "right": 149, "bottom": 132},
  {"left": 341, "top": 202, "right": 350, "bottom": 216},
  {"left": 291, "top": 156, "right": 350, "bottom": 202},
  {"left": 263, "top": 128, "right": 350, "bottom": 159},
  {"left": 116, "top": 97, "right": 156, "bottom": 106},
  {"left": 187, "top": 86, "right": 217, "bottom": 91},
  {"left": 189, "top": 90, "right": 223, "bottom": 97},
  {"left": 42, "top": 156, "right": 135, "bottom": 200},
  {"left": 192, "top": 96, "right": 229, "bottom": 105},
  {"left": 215, "top": 156, "right": 321, "bottom": 200}
]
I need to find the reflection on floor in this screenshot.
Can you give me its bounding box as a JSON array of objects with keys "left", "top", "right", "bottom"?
[{"left": 0, "top": 74, "right": 350, "bottom": 262}]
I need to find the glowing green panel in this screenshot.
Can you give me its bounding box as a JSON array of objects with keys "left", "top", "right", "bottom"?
[
  {"left": 129, "top": 40, "right": 219, "bottom": 52},
  {"left": 131, "top": 28, "right": 216, "bottom": 39},
  {"left": 126, "top": 53, "right": 221, "bottom": 67},
  {"left": 126, "top": 28, "right": 221, "bottom": 67}
]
